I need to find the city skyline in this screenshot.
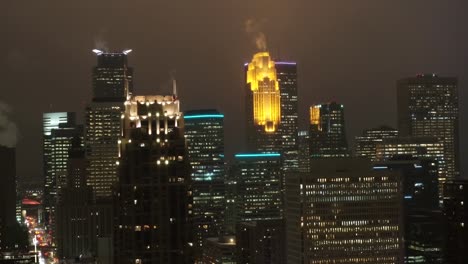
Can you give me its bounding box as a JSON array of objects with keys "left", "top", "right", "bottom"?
[{"left": 4, "top": 1, "right": 468, "bottom": 181}]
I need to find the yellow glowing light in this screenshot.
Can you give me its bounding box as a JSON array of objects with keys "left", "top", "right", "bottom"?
[
  {"left": 310, "top": 105, "right": 321, "bottom": 129},
  {"left": 247, "top": 52, "right": 281, "bottom": 133}
]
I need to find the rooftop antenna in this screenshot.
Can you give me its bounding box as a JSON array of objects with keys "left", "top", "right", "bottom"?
[{"left": 172, "top": 77, "right": 180, "bottom": 113}]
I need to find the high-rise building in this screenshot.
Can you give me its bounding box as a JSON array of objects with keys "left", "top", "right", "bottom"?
[
  {"left": 114, "top": 95, "right": 192, "bottom": 263},
  {"left": 244, "top": 55, "right": 299, "bottom": 170},
  {"left": 233, "top": 153, "right": 283, "bottom": 222},
  {"left": 201, "top": 236, "right": 236, "bottom": 264},
  {"left": 298, "top": 130, "right": 310, "bottom": 172},
  {"left": 354, "top": 125, "right": 398, "bottom": 160},
  {"left": 0, "top": 146, "right": 17, "bottom": 250},
  {"left": 286, "top": 158, "right": 404, "bottom": 264},
  {"left": 91, "top": 49, "right": 133, "bottom": 102},
  {"left": 183, "top": 109, "right": 225, "bottom": 257},
  {"left": 397, "top": 74, "right": 459, "bottom": 187},
  {"left": 56, "top": 137, "right": 113, "bottom": 261},
  {"left": 245, "top": 52, "right": 281, "bottom": 152},
  {"left": 86, "top": 50, "right": 133, "bottom": 198},
  {"left": 42, "top": 111, "right": 77, "bottom": 244},
  {"left": 376, "top": 137, "right": 446, "bottom": 200},
  {"left": 276, "top": 61, "right": 299, "bottom": 171},
  {"left": 374, "top": 156, "right": 444, "bottom": 263},
  {"left": 443, "top": 180, "right": 468, "bottom": 264},
  {"left": 309, "top": 102, "right": 349, "bottom": 158}
]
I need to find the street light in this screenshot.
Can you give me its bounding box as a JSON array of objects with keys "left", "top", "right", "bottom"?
[{"left": 33, "top": 236, "right": 38, "bottom": 263}]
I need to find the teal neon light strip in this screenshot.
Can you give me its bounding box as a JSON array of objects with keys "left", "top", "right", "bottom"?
[
  {"left": 184, "top": 114, "right": 224, "bottom": 119},
  {"left": 235, "top": 153, "right": 281, "bottom": 158}
]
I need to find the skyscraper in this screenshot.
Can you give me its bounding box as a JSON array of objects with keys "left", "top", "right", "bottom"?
[
  {"left": 354, "top": 125, "right": 398, "bottom": 160},
  {"left": 276, "top": 61, "right": 299, "bottom": 171},
  {"left": 86, "top": 50, "right": 133, "bottom": 198},
  {"left": 233, "top": 153, "right": 283, "bottom": 222},
  {"left": 286, "top": 158, "right": 403, "bottom": 264},
  {"left": 397, "top": 74, "right": 459, "bottom": 186},
  {"left": 376, "top": 137, "right": 446, "bottom": 200},
  {"left": 42, "top": 111, "right": 77, "bottom": 244},
  {"left": 183, "top": 109, "right": 225, "bottom": 257},
  {"left": 114, "top": 95, "right": 191, "bottom": 263},
  {"left": 245, "top": 52, "right": 281, "bottom": 152},
  {"left": 298, "top": 130, "right": 310, "bottom": 172},
  {"left": 309, "top": 102, "right": 349, "bottom": 158},
  {"left": 374, "top": 156, "right": 444, "bottom": 263}
]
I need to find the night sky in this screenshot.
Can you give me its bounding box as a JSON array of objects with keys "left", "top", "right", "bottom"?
[{"left": 3, "top": 1, "right": 468, "bottom": 182}]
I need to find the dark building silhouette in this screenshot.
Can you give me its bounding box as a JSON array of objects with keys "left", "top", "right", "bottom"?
[
  {"left": 0, "top": 146, "right": 17, "bottom": 250},
  {"left": 309, "top": 102, "right": 349, "bottom": 158},
  {"left": 286, "top": 158, "right": 404, "bottom": 264},
  {"left": 183, "top": 109, "right": 225, "bottom": 259},
  {"left": 443, "top": 181, "right": 468, "bottom": 264},
  {"left": 397, "top": 74, "right": 459, "bottom": 196},
  {"left": 354, "top": 125, "right": 398, "bottom": 160},
  {"left": 114, "top": 95, "right": 192, "bottom": 264},
  {"left": 375, "top": 156, "right": 444, "bottom": 263},
  {"left": 236, "top": 219, "right": 285, "bottom": 264}
]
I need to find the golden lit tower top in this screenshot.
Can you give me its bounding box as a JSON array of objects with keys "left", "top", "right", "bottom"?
[{"left": 246, "top": 52, "right": 281, "bottom": 132}]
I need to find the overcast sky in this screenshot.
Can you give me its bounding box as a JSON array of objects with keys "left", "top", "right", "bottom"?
[{"left": 3, "top": 0, "right": 468, "bottom": 182}]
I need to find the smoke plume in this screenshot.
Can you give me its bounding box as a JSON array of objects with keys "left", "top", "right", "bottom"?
[
  {"left": 94, "top": 29, "right": 109, "bottom": 52},
  {"left": 245, "top": 18, "right": 268, "bottom": 51},
  {"left": 0, "top": 102, "right": 18, "bottom": 148}
]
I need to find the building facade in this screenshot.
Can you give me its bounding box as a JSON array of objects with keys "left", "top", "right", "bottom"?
[
  {"left": 309, "top": 102, "right": 349, "bottom": 158},
  {"left": 113, "top": 95, "right": 192, "bottom": 263},
  {"left": 86, "top": 50, "right": 133, "bottom": 198},
  {"left": 354, "top": 125, "right": 398, "bottom": 160},
  {"left": 286, "top": 158, "right": 404, "bottom": 264},
  {"left": 183, "top": 109, "right": 225, "bottom": 258},
  {"left": 397, "top": 74, "right": 459, "bottom": 190},
  {"left": 0, "top": 146, "right": 17, "bottom": 250}
]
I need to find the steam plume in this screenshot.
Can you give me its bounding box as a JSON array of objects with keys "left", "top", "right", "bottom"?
[
  {"left": 0, "top": 102, "right": 18, "bottom": 148},
  {"left": 94, "top": 29, "right": 109, "bottom": 52},
  {"left": 245, "top": 18, "right": 268, "bottom": 51}
]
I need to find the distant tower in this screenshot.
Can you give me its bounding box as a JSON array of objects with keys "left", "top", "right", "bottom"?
[
  {"left": 397, "top": 74, "right": 459, "bottom": 191},
  {"left": 309, "top": 102, "right": 349, "bottom": 158},
  {"left": 354, "top": 125, "right": 398, "bottom": 160},
  {"left": 184, "top": 109, "right": 226, "bottom": 258},
  {"left": 42, "top": 111, "right": 78, "bottom": 245},
  {"left": 245, "top": 52, "right": 281, "bottom": 152},
  {"left": 86, "top": 50, "right": 133, "bottom": 198},
  {"left": 276, "top": 61, "right": 299, "bottom": 172},
  {"left": 114, "top": 95, "right": 191, "bottom": 263}
]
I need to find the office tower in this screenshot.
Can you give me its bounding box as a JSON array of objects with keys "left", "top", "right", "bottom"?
[
  {"left": 56, "top": 137, "right": 113, "bottom": 261},
  {"left": 114, "top": 95, "right": 192, "bottom": 263},
  {"left": 375, "top": 156, "right": 444, "bottom": 263},
  {"left": 183, "top": 109, "right": 225, "bottom": 257},
  {"left": 0, "top": 146, "right": 17, "bottom": 250},
  {"left": 86, "top": 50, "right": 133, "bottom": 198},
  {"left": 354, "top": 125, "right": 398, "bottom": 160},
  {"left": 232, "top": 153, "right": 285, "bottom": 264},
  {"left": 236, "top": 219, "right": 286, "bottom": 264},
  {"left": 42, "top": 111, "right": 77, "bottom": 244},
  {"left": 245, "top": 52, "right": 281, "bottom": 152},
  {"left": 286, "top": 158, "right": 403, "bottom": 264},
  {"left": 376, "top": 137, "right": 446, "bottom": 200},
  {"left": 91, "top": 49, "right": 133, "bottom": 102},
  {"left": 298, "top": 130, "right": 310, "bottom": 172},
  {"left": 309, "top": 102, "right": 349, "bottom": 158},
  {"left": 201, "top": 236, "right": 236, "bottom": 264},
  {"left": 233, "top": 153, "right": 283, "bottom": 221},
  {"left": 443, "top": 181, "right": 468, "bottom": 264},
  {"left": 397, "top": 74, "right": 459, "bottom": 186},
  {"left": 276, "top": 61, "right": 299, "bottom": 171}
]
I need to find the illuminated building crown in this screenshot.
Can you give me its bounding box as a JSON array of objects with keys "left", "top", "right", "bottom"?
[{"left": 246, "top": 52, "right": 281, "bottom": 132}]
